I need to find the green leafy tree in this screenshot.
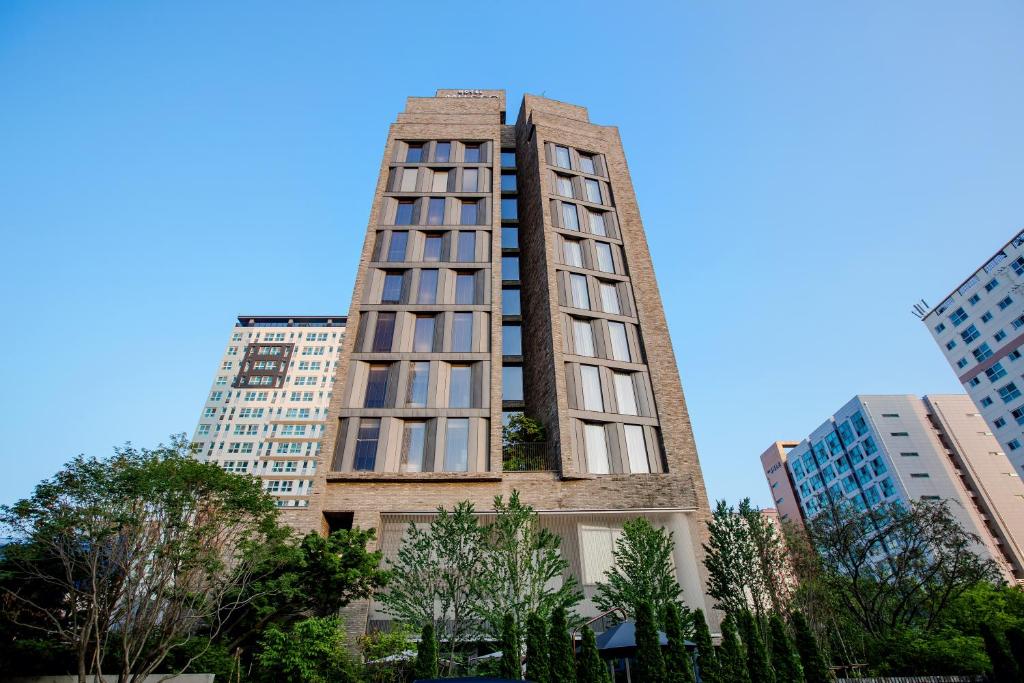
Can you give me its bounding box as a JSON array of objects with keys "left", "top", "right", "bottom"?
[
  {"left": 502, "top": 412, "right": 546, "bottom": 445},
  {"left": 594, "top": 517, "right": 682, "bottom": 624},
  {"left": 549, "top": 606, "right": 576, "bottom": 683},
  {"left": 525, "top": 611, "right": 551, "bottom": 683},
  {"left": 790, "top": 611, "right": 829, "bottom": 683},
  {"left": 577, "top": 626, "right": 610, "bottom": 683},
  {"left": 360, "top": 622, "right": 413, "bottom": 683},
  {"left": 664, "top": 602, "right": 696, "bottom": 683},
  {"left": 738, "top": 611, "right": 774, "bottom": 683},
  {"left": 980, "top": 623, "right": 1020, "bottom": 683},
  {"left": 719, "top": 615, "right": 750, "bottom": 683},
  {"left": 767, "top": 614, "right": 803, "bottom": 683},
  {"left": 634, "top": 599, "right": 667, "bottom": 683},
  {"left": 499, "top": 612, "right": 521, "bottom": 680},
  {"left": 413, "top": 623, "right": 439, "bottom": 681},
  {"left": 704, "top": 500, "right": 760, "bottom": 617},
  {"left": 691, "top": 609, "right": 720, "bottom": 683},
  {"left": 255, "top": 616, "right": 360, "bottom": 683}
]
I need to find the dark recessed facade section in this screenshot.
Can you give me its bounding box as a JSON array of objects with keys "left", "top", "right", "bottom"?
[{"left": 233, "top": 343, "right": 294, "bottom": 389}]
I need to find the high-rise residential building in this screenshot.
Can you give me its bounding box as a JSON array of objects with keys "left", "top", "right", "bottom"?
[
  {"left": 759, "top": 441, "right": 803, "bottom": 525},
  {"left": 922, "top": 229, "right": 1024, "bottom": 477},
  {"left": 761, "top": 394, "right": 1024, "bottom": 582},
  {"left": 303, "top": 89, "right": 714, "bottom": 633},
  {"left": 190, "top": 315, "right": 346, "bottom": 519}
]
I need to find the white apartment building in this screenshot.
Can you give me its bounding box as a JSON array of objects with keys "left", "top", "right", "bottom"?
[
  {"left": 190, "top": 315, "right": 346, "bottom": 509},
  {"left": 766, "top": 395, "right": 1024, "bottom": 583},
  {"left": 922, "top": 229, "right": 1024, "bottom": 476}
]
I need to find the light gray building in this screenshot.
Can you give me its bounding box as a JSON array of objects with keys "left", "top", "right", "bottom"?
[
  {"left": 922, "top": 229, "right": 1024, "bottom": 477},
  {"left": 770, "top": 394, "right": 1024, "bottom": 583}
]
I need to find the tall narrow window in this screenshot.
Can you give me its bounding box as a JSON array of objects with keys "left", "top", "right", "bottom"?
[
  {"left": 502, "top": 288, "right": 521, "bottom": 315},
  {"left": 407, "top": 361, "right": 429, "bottom": 407},
  {"left": 400, "top": 168, "right": 418, "bottom": 192},
  {"left": 503, "top": 324, "right": 522, "bottom": 356},
  {"left": 563, "top": 239, "right": 583, "bottom": 267},
  {"left": 435, "top": 141, "right": 451, "bottom": 162},
  {"left": 585, "top": 178, "right": 602, "bottom": 203},
  {"left": 405, "top": 144, "right": 423, "bottom": 162},
  {"left": 464, "top": 144, "right": 481, "bottom": 163},
  {"left": 608, "top": 322, "right": 631, "bottom": 361},
  {"left": 554, "top": 145, "right": 571, "bottom": 169},
  {"left": 423, "top": 235, "right": 442, "bottom": 262},
  {"left": 573, "top": 319, "right": 595, "bottom": 357},
  {"left": 503, "top": 256, "right": 520, "bottom": 281},
  {"left": 401, "top": 421, "right": 427, "bottom": 472},
  {"left": 427, "top": 198, "right": 445, "bottom": 226},
  {"left": 570, "top": 274, "right": 590, "bottom": 309},
  {"left": 624, "top": 425, "right": 650, "bottom": 473},
  {"left": 579, "top": 154, "right": 596, "bottom": 174},
  {"left": 584, "top": 423, "right": 610, "bottom": 474},
  {"left": 463, "top": 168, "right": 479, "bottom": 192},
  {"left": 431, "top": 170, "right": 449, "bottom": 192},
  {"left": 452, "top": 313, "right": 473, "bottom": 352},
  {"left": 600, "top": 282, "right": 620, "bottom": 314},
  {"left": 364, "top": 365, "right": 390, "bottom": 408},
  {"left": 614, "top": 372, "right": 638, "bottom": 415},
  {"left": 449, "top": 365, "right": 472, "bottom": 408},
  {"left": 413, "top": 316, "right": 436, "bottom": 352},
  {"left": 372, "top": 312, "right": 396, "bottom": 352},
  {"left": 562, "top": 203, "right": 580, "bottom": 230},
  {"left": 381, "top": 273, "right": 404, "bottom": 304},
  {"left": 461, "top": 200, "right": 479, "bottom": 225},
  {"left": 589, "top": 211, "right": 607, "bottom": 236},
  {"left": 353, "top": 419, "right": 381, "bottom": 471},
  {"left": 418, "top": 269, "right": 438, "bottom": 304},
  {"left": 580, "top": 365, "right": 604, "bottom": 412},
  {"left": 457, "top": 232, "right": 476, "bottom": 262},
  {"left": 503, "top": 365, "right": 524, "bottom": 401},
  {"left": 395, "top": 200, "right": 414, "bottom": 225},
  {"left": 444, "top": 418, "right": 470, "bottom": 471},
  {"left": 595, "top": 243, "right": 615, "bottom": 273},
  {"left": 387, "top": 232, "right": 408, "bottom": 261},
  {"left": 455, "top": 273, "right": 475, "bottom": 305},
  {"left": 556, "top": 175, "right": 574, "bottom": 197},
  {"left": 501, "top": 198, "right": 518, "bottom": 220}
]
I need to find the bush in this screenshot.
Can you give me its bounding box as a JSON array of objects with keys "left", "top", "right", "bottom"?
[
  {"left": 634, "top": 599, "right": 667, "bottom": 683},
  {"left": 413, "top": 623, "right": 439, "bottom": 681},
  {"left": 255, "top": 616, "right": 361, "bottom": 683}
]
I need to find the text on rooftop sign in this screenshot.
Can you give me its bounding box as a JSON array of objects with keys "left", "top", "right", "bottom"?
[{"left": 443, "top": 89, "right": 499, "bottom": 98}]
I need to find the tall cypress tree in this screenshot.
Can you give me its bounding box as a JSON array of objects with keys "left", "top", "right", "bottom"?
[
  {"left": 980, "top": 623, "right": 1020, "bottom": 683},
  {"left": 413, "top": 622, "right": 439, "bottom": 681},
  {"left": 549, "top": 606, "right": 576, "bottom": 683},
  {"left": 691, "top": 609, "right": 720, "bottom": 683},
  {"left": 768, "top": 614, "right": 803, "bottom": 683},
  {"left": 499, "top": 612, "right": 520, "bottom": 680},
  {"left": 635, "top": 599, "right": 668, "bottom": 683},
  {"left": 663, "top": 602, "right": 696, "bottom": 683},
  {"left": 738, "top": 611, "right": 774, "bottom": 683},
  {"left": 576, "top": 626, "right": 611, "bottom": 683},
  {"left": 790, "top": 611, "right": 829, "bottom": 683},
  {"left": 719, "top": 614, "right": 751, "bottom": 683},
  {"left": 525, "top": 611, "right": 551, "bottom": 683}
]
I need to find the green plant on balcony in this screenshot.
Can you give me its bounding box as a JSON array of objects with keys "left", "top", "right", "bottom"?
[{"left": 502, "top": 413, "right": 546, "bottom": 471}]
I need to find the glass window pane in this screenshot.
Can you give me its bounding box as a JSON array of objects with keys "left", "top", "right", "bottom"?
[
  {"left": 503, "top": 324, "right": 522, "bottom": 356},
  {"left": 464, "top": 145, "right": 481, "bottom": 163},
  {"left": 387, "top": 231, "right": 408, "bottom": 262},
  {"left": 461, "top": 201, "right": 479, "bottom": 225},
  {"left": 503, "top": 365, "right": 524, "bottom": 401},
  {"left": 372, "top": 312, "right": 395, "bottom": 352},
  {"left": 418, "top": 269, "right": 438, "bottom": 304},
  {"left": 555, "top": 145, "right": 571, "bottom": 169},
  {"left": 609, "top": 322, "right": 630, "bottom": 361},
  {"left": 624, "top": 425, "right": 649, "bottom": 473},
  {"left": 455, "top": 274, "right": 475, "bottom": 305},
  {"left": 502, "top": 198, "right": 518, "bottom": 220},
  {"left": 562, "top": 203, "right": 579, "bottom": 230},
  {"left": 423, "top": 235, "right": 442, "bottom": 262},
  {"left": 502, "top": 288, "right": 521, "bottom": 316},
  {"left": 435, "top": 142, "right": 451, "bottom": 162},
  {"left": 354, "top": 418, "right": 381, "bottom": 471},
  {"left": 463, "top": 168, "right": 478, "bottom": 192},
  {"left": 431, "top": 170, "right": 449, "bottom": 192},
  {"left": 401, "top": 421, "right": 426, "bottom": 472},
  {"left": 614, "top": 372, "right": 638, "bottom": 415},
  {"left": 596, "top": 243, "right": 614, "bottom": 273},
  {"left": 585, "top": 178, "right": 602, "bottom": 203},
  {"left": 449, "top": 365, "right": 472, "bottom": 408},
  {"left": 413, "top": 316, "right": 435, "bottom": 352},
  {"left": 444, "top": 418, "right": 469, "bottom": 471},
  {"left": 427, "top": 198, "right": 445, "bottom": 225},
  {"left": 501, "top": 172, "right": 517, "bottom": 191},
  {"left": 589, "top": 211, "right": 607, "bottom": 236},
  {"left": 563, "top": 240, "right": 583, "bottom": 267},
  {"left": 503, "top": 256, "right": 520, "bottom": 281},
  {"left": 580, "top": 154, "right": 596, "bottom": 174},
  {"left": 406, "top": 145, "right": 423, "bottom": 163},
  {"left": 570, "top": 274, "right": 590, "bottom": 309},
  {"left": 501, "top": 150, "right": 516, "bottom": 167},
  {"left": 382, "top": 273, "right": 403, "bottom": 304},
  {"left": 452, "top": 313, "right": 473, "bottom": 352},
  {"left": 400, "top": 168, "right": 418, "bottom": 192},
  {"left": 573, "top": 319, "right": 595, "bottom": 356},
  {"left": 395, "top": 201, "right": 414, "bottom": 225},
  {"left": 600, "top": 282, "right": 620, "bottom": 314},
  {"left": 584, "top": 423, "right": 610, "bottom": 474},
  {"left": 364, "top": 365, "right": 389, "bottom": 408},
  {"left": 556, "top": 175, "right": 573, "bottom": 197},
  {"left": 502, "top": 227, "right": 519, "bottom": 249},
  {"left": 457, "top": 232, "right": 476, "bottom": 261},
  {"left": 407, "top": 361, "right": 429, "bottom": 407},
  {"left": 581, "top": 365, "right": 603, "bottom": 412}
]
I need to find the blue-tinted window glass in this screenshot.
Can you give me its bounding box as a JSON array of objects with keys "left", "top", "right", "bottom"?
[
  {"left": 502, "top": 227, "right": 519, "bottom": 249},
  {"left": 435, "top": 141, "right": 451, "bottom": 162},
  {"left": 503, "top": 365, "right": 524, "bottom": 401},
  {"left": 353, "top": 419, "right": 381, "bottom": 470},
  {"left": 464, "top": 145, "right": 481, "bottom": 163},
  {"left": 502, "top": 198, "right": 518, "bottom": 220},
  {"left": 502, "top": 288, "right": 521, "bottom": 315},
  {"left": 395, "top": 201, "right": 414, "bottom": 225},
  {"left": 405, "top": 144, "right": 423, "bottom": 162},
  {"left": 460, "top": 201, "right": 479, "bottom": 225},
  {"left": 502, "top": 256, "right": 519, "bottom": 281},
  {"left": 503, "top": 325, "right": 522, "bottom": 356},
  {"left": 949, "top": 308, "right": 968, "bottom": 326},
  {"left": 501, "top": 150, "right": 516, "bottom": 167},
  {"left": 501, "top": 173, "right": 517, "bottom": 191},
  {"left": 387, "top": 231, "right": 408, "bottom": 261}
]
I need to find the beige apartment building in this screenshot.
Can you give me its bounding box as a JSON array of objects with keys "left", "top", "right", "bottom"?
[{"left": 301, "top": 90, "right": 715, "bottom": 633}]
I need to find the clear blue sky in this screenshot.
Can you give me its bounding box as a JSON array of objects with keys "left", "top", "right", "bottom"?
[{"left": 2, "top": 1, "right": 1022, "bottom": 508}]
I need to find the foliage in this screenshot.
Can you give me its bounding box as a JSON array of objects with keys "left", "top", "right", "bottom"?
[
  {"left": 577, "top": 626, "right": 610, "bottom": 683},
  {"left": 634, "top": 599, "right": 667, "bottom": 683},
  {"left": 1006, "top": 626, "right": 1024, "bottom": 678},
  {"left": 719, "top": 614, "right": 751, "bottom": 683},
  {"left": 594, "top": 517, "right": 682, "bottom": 625},
  {"left": 871, "top": 627, "right": 988, "bottom": 676},
  {"left": 664, "top": 602, "right": 696, "bottom": 683},
  {"left": 791, "top": 611, "right": 830, "bottom": 683},
  {"left": 738, "top": 611, "right": 774, "bottom": 683},
  {"left": 0, "top": 436, "right": 280, "bottom": 683},
  {"left": 360, "top": 623, "right": 413, "bottom": 683},
  {"left": 502, "top": 412, "right": 546, "bottom": 445},
  {"left": 499, "top": 612, "right": 521, "bottom": 680},
  {"left": 255, "top": 616, "right": 361, "bottom": 683},
  {"left": 525, "top": 611, "right": 551, "bottom": 683},
  {"left": 413, "top": 623, "right": 439, "bottom": 681},
  {"left": 549, "top": 606, "right": 576, "bottom": 683},
  {"left": 691, "top": 609, "right": 720, "bottom": 683},
  {"left": 767, "top": 614, "right": 803, "bottom": 683},
  {"left": 980, "top": 623, "right": 1020, "bottom": 683}
]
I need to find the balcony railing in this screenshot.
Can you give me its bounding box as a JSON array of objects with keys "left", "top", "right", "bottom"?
[{"left": 502, "top": 442, "right": 556, "bottom": 472}]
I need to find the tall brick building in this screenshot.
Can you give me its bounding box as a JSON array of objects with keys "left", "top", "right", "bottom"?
[{"left": 304, "top": 90, "right": 714, "bottom": 631}]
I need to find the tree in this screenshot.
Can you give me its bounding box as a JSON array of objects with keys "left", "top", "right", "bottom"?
[
  {"left": 1005, "top": 626, "right": 1024, "bottom": 678},
  {"left": 0, "top": 437, "right": 281, "bottom": 683},
  {"left": 594, "top": 517, "right": 682, "bottom": 624},
  {"left": 691, "top": 609, "right": 720, "bottom": 683},
  {"left": 502, "top": 412, "right": 546, "bottom": 445},
  {"left": 791, "top": 611, "right": 830, "bottom": 683},
  {"left": 767, "top": 614, "right": 803, "bottom": 683},
  {"left": 254, "top": 616, "right": 360, "bottom": 683},
  {"left": 704, "top": 500, "right": 760, "bottom": 617},
  {"left": 360, "top": 623, "right": 413, "bottom": 683},
  {"left": 577, "top": 626, "right": 610, "bottom": 683},
  {"left": 980, "top": 623, "right": 1020, "bottom": 683},
  {"left": 739, "top": 502, "right": 792, "bottom": 616},
  {"left": 549, "top": 606, "right": 576, "bottom": 683},
  {"left": 634, "top": 600, "right": 667, "bottom": 683},
  {"left": 413, "top": 623, "right": 439, "bottom": 681},
  {"left": 738, "top": 611, "right": 774, "bottom": 683},
  {"left": 719, "top": 614, "right": 750, "bottom": 683},
  {"left": 498, "top": 612, "right": 521, "bottom": 680},
  {"left": 664, "top": 602, "right": 696, "bottom": 683},
  {"left": 525, "top": 611, "right": 551, "bottom": 683}
]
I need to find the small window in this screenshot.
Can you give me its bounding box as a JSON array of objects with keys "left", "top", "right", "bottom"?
[
  {"left": 501, "top": 150, "right": 516, "bottom": 167},
  {"left": 600, "top": 282, "right": 621, "bottom": 314},
  {"left": 985, "top": 278, "right": 999, "bottom": 292},
  {"left": 585, "top": 178, "right": 602, "bottom": 203},
  {"left": 372, "top": 312, "right": 396, "bottom": 352},
  {"left": 980, "top": 397, "right": 993, "bottom": 407},
  {"left": 881, "top": 413, "right": 900, "bottom": 417},
  {"left": 407, "top": 361, "right": 429, "bottom": 407},
  {"left": 503, "top": 256, "right": 520, "bottom": 281},
  {"left": 982, "top": 311, "right": 993, "bottom": 323},
  {"left": 364, "top": 365, "right": 390, "bottom": 408},
  {"left": 589, "top": 211, "right": 607, "bottom": 236},
  {"left": 449, "top": 365, "right": 472, "bottom": 407},
  {"left": 413, "top": 315, "right": 436, "bottom": 352},
  {"left": 554, "top": 145, "right": 571, "bottom": 169},
  {"left": 573, "top": 318, "right": 595, "bottom": 357},
  {"left": 455, "top": 273, "right": 476, "bottom": 305},
  {"left": 405, "top": 144, "right": 424, "bottom": 163},
  {"left": 502, "top": 198, "right": 518, "bottom": 220},
  {"left": 460, "top": 200, "right": 480, "bottom": 225},
  {"left": 579, "top": 154, "right": 596, "bottom": 175},
  {"left": 503, "top": 365, "right": 524, "bottom": 401},
  {"left": 910, "top": 473, "right": 930, "bottom": 478},
  {"left": 354, "top": 419, "right": 381, "bottom": 470},
  {"left": 418, "top": 269, "right": 438, "bottom": 304},
  {"left": 961, "top": 324, "right": 980, "bottom": 343},
  {"left": 435, "top": 142, "right": 451, "bottom": 162},
  {"left": 995, "top": 330, "right": 1007, "bottom": 342},
  {"left": 584, "top": 423, "right": 610, "bottom": 474},
  {"left": 570, "top": 273, "right": 590, "bottom": 309},
  {"left": 502, "top": 227, "right": 519, "bottom": 249},
  {"left": 900, "top": 452, "right": 919, "bottom": 457},
  {"left": 563, "top": 239, "right": 584, "bottom": 267},
  {"left": 464, "top": 144, "right": 481, "bottom": 163},
  {"left": 395, "top": 200, "right": 415, "bottom": 225},
  {"left": 949, "top": 307, "right": 968, "bottom": 326},
  {"left": 444, "top": 418, "right": 470, "bottom": 471},
  {"left": 452, "top": 313, "right": 473, "bottom": 353},
  {"left": 502, "top": 288, "right": 521, "bottom": 316},
  {"left": 457, "top": 231, "right": 476, "bottom": 262},
  {"left": 421, "top": 197, "right": 443, "bottom": 226},
  {"left": 999, "top": 296, "right": 1013, "bottom": 310},
  {"left": 462, "top": 168, "right": 479, "bottom": 192},
  {"left": 501, "top": 172, "right": 517, "bottom": 191},
  {"left": 613, "top": 372, "right": 639, "bottom": 415},
  {"left": 401, "top": 421, "right": 427, "bottom": 473},
  {"left": 968, "top": 294, "right": 980, "bottom": 305},
  {"left": 580, "top": 365, "right": 604, "bottom": 412},
  {"left": 890, "top": 432, "right": 909, "bottom": 437},
  {"left": 556, "top": 175, "right": 574, "bottom": 198},
  {"left": 562, "top": 203, "right": 580, "bottom": 230},
  {"left": 994, "top": 417, "right": 1007, "bottom": 428},
  {"left": 381, "top": 272, "right": 404, "bottom": 304},
  {"left": 503, "top": 324, "right": 522, "bottom": 356},
  {"left": 608, "top": 322, "right": 631, "bottom": 361},
  {"left": 595, "top": 242, "right": 615, "bottom": 273},
  {"left": 387, "top": 232, "right": 408, "bottom": 262},
  {"left": 423, "top": 234, "right": 442, "bottom": 262},
  {"left": 934, "top": 322, "right": 946, "bottom": 334}
]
